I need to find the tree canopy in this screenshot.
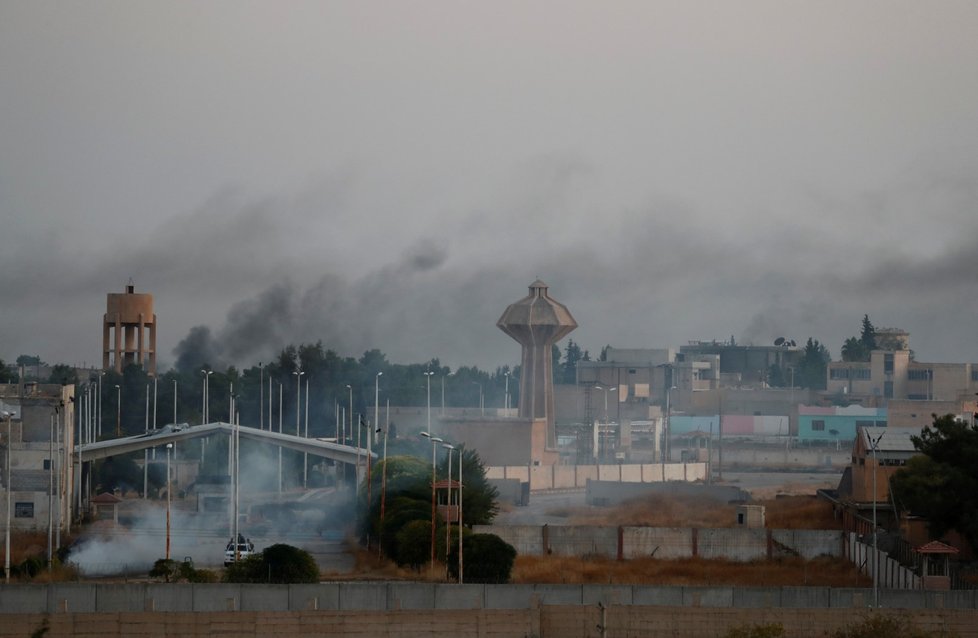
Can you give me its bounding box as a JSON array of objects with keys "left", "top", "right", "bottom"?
[
  {"left": 891, "top": 414, "right": 978, "bottom": 553},
  {"left": 797, "top": 337, "right": 830, "bottom": 390}
]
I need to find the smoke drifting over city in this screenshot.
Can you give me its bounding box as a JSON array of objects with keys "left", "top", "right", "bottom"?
[{"left": 2, "top": 3, "right": 978, "bottom": 370}]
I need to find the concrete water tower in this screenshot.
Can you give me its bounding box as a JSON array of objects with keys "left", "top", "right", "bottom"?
[
  {"left": 497, "top": 280, "right": 576, "bottom": 447},
  {"left": 103, "top": 282, "right": 157, "bottom": 374}
]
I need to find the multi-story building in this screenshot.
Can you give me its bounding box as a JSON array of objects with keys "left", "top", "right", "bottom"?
[
  {"left": 826, "top": 349, "right": 978, "bottom": 406},
  {"left": 1, "top": 382, "right": 76, "bottom": 533}
]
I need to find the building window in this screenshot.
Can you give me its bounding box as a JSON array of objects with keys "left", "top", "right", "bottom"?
[
  {"left": 830, "top": 369, "right": 848, "bottom": 380},
  {"left": 884, "top": 354, "right": 894, "bottom": 374},
  {"left": 15, "top": 502, "right": 34, "bottom": 518},
  {"left": 855, "top": 420, "right": 874, "bottom": 429},
  {"left": 908, "top": 369, "right": 932, "bottom": 381},
  {"left": 972, "top": 369, "right": 978, "bottom": 382},
  {"left": 812, "top": 420, "right": 825, "bottom": 432},
  {"left": 908, "top": 394, "right": 929, "bottom": 401},
  {"left": 628, "top": 369, "right": 636, "bottom": 374},
  {"left": 853, "top": 369, "right": 871, "bottom": 380},
  {"left": 884, "top": 381, "right": 893, "bottom": 398},
  {"left": 876, "top": 421, "right": 887, "bottom": 427}
]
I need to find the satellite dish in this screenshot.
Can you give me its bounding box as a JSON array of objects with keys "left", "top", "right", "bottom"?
[{"left": 774, "top": 337, "right": 785, "bottom": 346}]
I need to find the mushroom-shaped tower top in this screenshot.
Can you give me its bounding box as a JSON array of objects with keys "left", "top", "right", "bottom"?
[{"left": 497, "top": 281, "right": 576, "bottom": 447}]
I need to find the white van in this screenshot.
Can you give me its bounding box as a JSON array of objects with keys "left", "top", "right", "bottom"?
[{"left": 224, "top": 534, "right": 255, "bottom": 566}]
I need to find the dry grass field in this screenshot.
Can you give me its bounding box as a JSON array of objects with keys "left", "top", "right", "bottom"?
[
  {"left": 551, "top": 494, "right": 840, "bottom": 530},
  {"left": 512, "top": 554, "right": 870, "bottom": 587}
]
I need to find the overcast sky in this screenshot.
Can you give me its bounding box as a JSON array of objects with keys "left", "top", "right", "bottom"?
[{"left": 2, "top": 1, "right": 978, "bottom": 372}]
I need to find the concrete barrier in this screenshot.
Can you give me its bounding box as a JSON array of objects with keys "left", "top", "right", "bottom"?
[{"left": 1, "top": 583, "right": 977, "bottom": 614}]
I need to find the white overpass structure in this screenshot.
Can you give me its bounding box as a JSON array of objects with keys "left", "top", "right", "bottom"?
[{"left": 76, "top": 422, "right": 372, "bottom": 466}]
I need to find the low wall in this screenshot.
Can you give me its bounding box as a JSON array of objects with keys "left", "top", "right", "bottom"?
[
  {"left": 475, "top": 525, "right": 845, "bottom": 561},
  {"left": 0, "top": 583, "right": 975, "bottom": 614},
  {"left": 486, "top": 462, "right": 708, "bottom": 491},
  {"left": 1, "top": 606, "right": 978, "bottom": 638},
  {"left": 847, "top": 532, "right": 921, "bottom": 590}
]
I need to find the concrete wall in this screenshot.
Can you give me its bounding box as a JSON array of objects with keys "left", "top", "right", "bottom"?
[
  {"left": 0, "top": 584, "right": 975, "bottom": 618},
  {"left": 485, "top": 462, "right": 707, "bottom": 491},
  {"left": 474, "top": 525, "right": 844, "bottom": 562}
]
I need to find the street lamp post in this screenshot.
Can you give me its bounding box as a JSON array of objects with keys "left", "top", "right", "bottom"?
[
  {"left": 594, "top": 386, "right": 617, "bottom": 460},
  {"left": 4, "top": 410, "right": 13, "bottom": 583},
  {"left": 374, "top": 372, "right": 383, "bottom": 448},
  {"left": 346, "top": 385, "right": 353, "bottom": 446},
  {"left": 443, "top": 443, "right": 454, "bottom": 580},
  {"left": 258, "top": 362, "right": 264, "bottom": 431},
  {"left": 380, "top": 398, "right": 390, "bottom": 548},
  {"left": 664, "top": 386, "right": 677, "bottom": 463},
  {"left": 97, "top": 371, "right": 104, "bottom": 439},
  {"left": 172, "top": 380, "right": 177, "bottom": 426},
  {"left": 114, "top": 384, "right": 121, "bottom": 437},
  {"left": 424, "top": 372, "right": 434, "bottom": 435},
  {"left": 420, "top": 431, "right": 443, "bottom": 572},
  {"left": 457, "top": 444, "right": 464, "bottom": 584},
  {"left": 201, "top": 369, "right": 213, "bottom": 424},
  {"left": 165, "top": 442, "right": 173, "bottom": 561},
  {"left": 293, "top": 370, "right": 304, "bottom": 436},
  {"left": 504, "top": 372, "right": 510, "bottom": 412},
  {"left": 870, "top": 431, "right": 884, "bottom": 608}
]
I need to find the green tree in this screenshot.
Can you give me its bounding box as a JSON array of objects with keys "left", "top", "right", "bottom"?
[
  {"left": 0, "top": 359, "right": 15, "bottom": 383},
  {"left": 766, "top": 364, "right": 786, "bottom": 388},
  {"left": 560, "top": 339, "right": 584, "bottom": 384},
  {"left": 859, "top": 314, "right": 877, "bottom": 352},
  {"left": 394, "top": 519, "right": 434, "bottom": 569},
  {"left": 47, "top": 364, "right": 78, "bottom": 386},
  {"left": 840, "top": 336, "right": 867, "bottom": 362},
  {"left": 448, "top": 533, "right": 516, "bottom": 583},
  {"left": 223, "top": 544, "right": 319, "bottom": 583},
  {"left": 891, "top": 414, "right": 978, "bottom": 552},
  {"left": 797, "top": 337, "right": 830, "bottom": 390}
]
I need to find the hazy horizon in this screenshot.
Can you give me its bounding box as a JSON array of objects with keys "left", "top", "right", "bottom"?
[{"left": 3, "top": 2, "right": 977, "bottom": 372}]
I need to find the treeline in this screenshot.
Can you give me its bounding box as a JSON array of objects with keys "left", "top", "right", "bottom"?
[{"left": 57, "top": 343, "right": 518, "bottom": 439}]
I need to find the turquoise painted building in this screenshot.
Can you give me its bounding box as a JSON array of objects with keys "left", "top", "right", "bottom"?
[{"left": 796, "top": 406, "right": 886, "bottom": 444}]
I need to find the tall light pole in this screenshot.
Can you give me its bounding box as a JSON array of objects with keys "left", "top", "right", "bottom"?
[
  {"left": 870, "top": 431, "right": 884, "bottom": 608},
  {"left": 424, "top": 372, "right": 434, "bottom": 435},
  {"left": 664, "top": 385, "right": 677, "bottom": 463},
  {"left": 201, "top": 369, "right": 212, "bottom": 424},
  {"left": 346, "top": 385, "right": 353, "bottom": 446},
  {"left": 374, "top": 372, "right": 383, "bottom": 448},
  {"left": 420, "top": 431, "right": 442, "bottom": 572},
  {"left": 97, "top": 371, "right": 104, "bottom": 439},
  {"left": 504, "top": 372, "right": 510, "bottom": 412},
  {"left": 595, "top": 386, "right": 617, "bottom": 459},
  {"left": 114, "top": 384, "right": 121, "bottom": 437},
  {"left": 443, "top": 443, "right": 454, "bottom": 580},
  {"left": 165, "top": 442, "right": 173, "bottom": 561},
  {"left": 304, "top": 376, "right": 310, "bottom": 488},
  {"left": 293, "top": 370, "right": 304, "bottom": 436},
  {"left": 258, "top": 362, "right": 264, "bottom": 431},
  {"left": 380, "top": 397, "right": 390, "bottom": 547},
  {"left": 4, "top": 410, "right": 13, "bottom": 582},
  {"left": 458, "top": 443, "right": 463, "bottom": 584},
  {"left": 172, "top": 379, "right": 177, "bottom": 426}
]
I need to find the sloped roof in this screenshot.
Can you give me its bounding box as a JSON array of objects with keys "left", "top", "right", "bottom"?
[
  {"left": 916, "top": 540, "right": 959, "bottom": 554},
  {"left": 860, "top": 426, "right": 920, "bottom": 453},
  {"left": 91, "top": 492, "right": 123, "bottom": 504}
]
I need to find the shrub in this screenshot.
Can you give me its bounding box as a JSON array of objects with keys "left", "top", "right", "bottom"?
[
  {"left": 224, "top": 544, "right": 319, "bottom": 584},
  {"left": 394, "top": 520, "right": 433, "bottom": 570},
  {"left": 451, "top": 533, "right": 516, "bottom": 583}
]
